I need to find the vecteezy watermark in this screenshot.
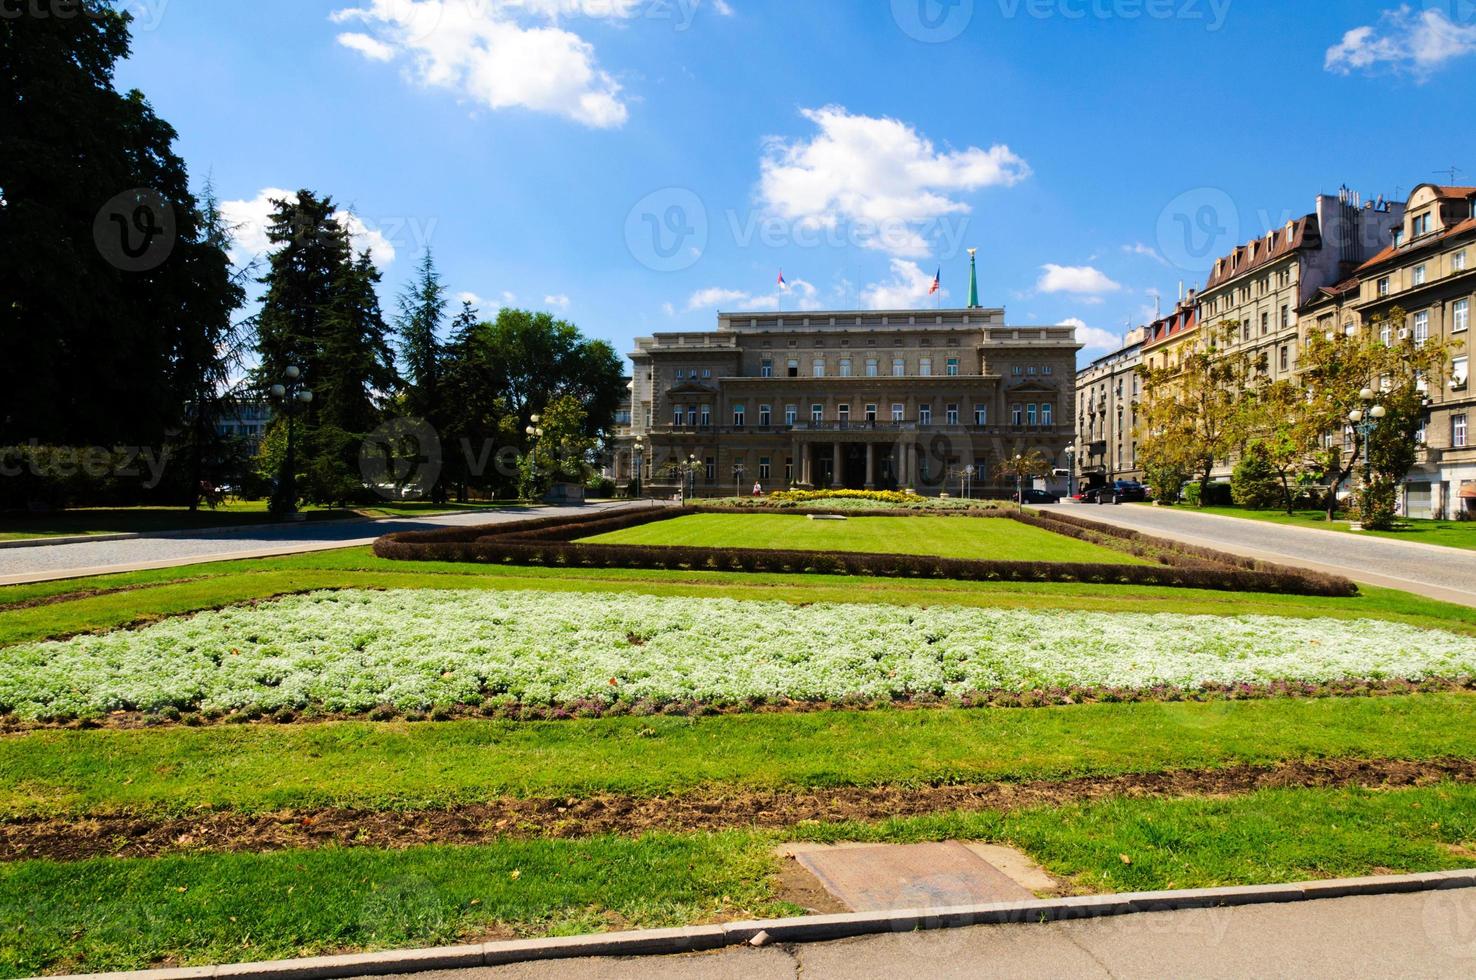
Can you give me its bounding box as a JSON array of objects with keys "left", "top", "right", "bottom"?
[
  {"left": 1424, "top": 887, "right": 1476, "bottom": 960},
  {"left": 892, "top": 0, "right": 975, "bottom": 42},
  {"left": 93, "top": 188, "right": 177, "bottom": 273},
  {"left": 0, "top": 442, "right": 172, "bottom": 489},
  {"left": 1424, "top": 0, "right": 1476, "bottom": 27},
  {"left": 1155, "top": 187, "right": 1240, "bottom": 273},
  {"left": 625, "top": 187, "right": 709, "bottom": 273},
  {"left": 726, "top": 212, "right": 972, "bottom": 260},
  {"left": 0, "top": 0, "right": 171, "bottom": 30},
  {"left": 995, "top": 0, "right": 1233, "bottom": 31},
  {"left": 359, "top": 417, "right": 444, "bottom": 501}
]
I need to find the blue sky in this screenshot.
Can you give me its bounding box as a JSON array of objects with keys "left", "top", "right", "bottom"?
[{"left": 114, "top": 0, "right": 1476, "bottom": 365}]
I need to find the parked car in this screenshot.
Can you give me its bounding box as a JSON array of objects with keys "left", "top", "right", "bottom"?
[
  {"left": 1013, "top": 488, "right": 1061, "bottom": 504},
  {"left": 1081, "top": 481, "right": 1147, "bottom": 504}
]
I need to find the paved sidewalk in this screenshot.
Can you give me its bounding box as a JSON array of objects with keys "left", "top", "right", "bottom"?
[
  {"left": 384, "top": 890, "right": 1476, "bottom": 979},
  {"left": 0, "top": 501, "right": 643, "bottom": 586},
  {"left": 1044, "top": 503, "right": 1476, "bottom": 607}
]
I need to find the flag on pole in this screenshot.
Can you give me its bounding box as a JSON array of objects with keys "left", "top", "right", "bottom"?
[
  {"left": 928, "top": 268, "right": 941, "bottom": 295},
  {"left": 777, "top": 270, "right": 788, "bottom": 290}
]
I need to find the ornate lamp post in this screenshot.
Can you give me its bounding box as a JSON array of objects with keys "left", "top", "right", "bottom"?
[
  {"left": 1064, "top": 443, "right": 1076, "bottom": 499},
  {"left": 961, "top": 464, "right": 976, "bottom": 500},
  {"left": 733, "top": 461, "right": 746, "bottom": 499},
  {"left": 268, "top": 366, "right": 314, "bottom": 518},
  {"left": 632, "top": 436, "right": 645, "bottom": 498},
  {"left": 687, "top": 453, "right": 700, "bottom": 502},
  {"left": 1348, "top": 387, "right": 1387, "bottom": 490},
  {"left": 525, "top": 414, "right": 545, "bottom": 494}
]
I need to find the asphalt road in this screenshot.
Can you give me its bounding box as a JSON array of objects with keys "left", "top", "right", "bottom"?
[
  {"left": 378, "top": 891, "right": 1476, "bottom": 979},
  {"left": 0, "top": 502, "right": 642, "bottom": 586},
  {"left": 1044, "top": 502, "right": 1476, "bottom": 608}
]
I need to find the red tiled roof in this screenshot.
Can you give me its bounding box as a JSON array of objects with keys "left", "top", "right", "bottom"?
[
  {"left": 1204, "top": 216, "right": 1318, "bottom": 291},
  {"left": 1355, "top": 215, "right": 1476, "bottom": 275}
]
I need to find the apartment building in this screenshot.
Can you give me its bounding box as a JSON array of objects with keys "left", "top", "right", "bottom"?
[
  {"left": 1340, "top": 184, "right": 1476, "bottom": 518},
  {"left": 1075, "top": 326, "right": 1146, "bottom": 489},
  {"left": 615, "top": 308, "right": 1080, "bottom": 496}
]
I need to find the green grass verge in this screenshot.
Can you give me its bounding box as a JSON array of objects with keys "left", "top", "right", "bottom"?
[
  {"left": 580, "top": 512, "right": 1148, "bottom": 564},
  {"left": 4, "top": 547, "right": 1472, "bottom": 649},
  {"left": 1146, "top": 504, "right": 1476, "bottom": 551},
  {"left": 5, "top": 783, "right": 1474, "bottom": 977},
  {"left": 6, "top": 695, "right": 1474, "bottom": 817}
]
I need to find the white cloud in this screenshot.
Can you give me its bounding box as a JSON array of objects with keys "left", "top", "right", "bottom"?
[
  {"left": 685, "top": 278, "right": 820, "bottom": 312},
  {"left": 1325, "top": 6, "right": 1476, "bottom": 79},
  {"left": 219, "top": 188, "right": 396, "bottom": 270},
  {"left": 331, "top": 0, "right": 629, "bottom": 128},
  {"left": 1121, "top": 242, "right": 1168, "bottom": 265},
  {"left": 543, "top": 293, "right": 571, "bottom": 310},
  {"left": 1060, "top": 317, "right": 1124, "bottom": 353},
  {"left": 336, "top": 31, "right": 396, "bottom": 61},
  {"left": 1037, "top": 264, "right": 1122, "bottom": 295},
  {"left": 758, "top": 105, "right": 1030, "bottom": 258},
  {"left": 860, "top": 260, "right": 944, "bottom": 310}
]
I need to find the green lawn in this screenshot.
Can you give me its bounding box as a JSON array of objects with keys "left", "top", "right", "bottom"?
[
  {"left": 1147, "top": 504, "right": 1476, "bottom": 551},
  {"left": 0, "top": 501, "right": 532, "bottom": 541},
  {"left": 5, "top": 783, "right": 1474, "bottom": 977},
  {"left": 581, "top": 512, "right": 1150, "bottom": 564},
  {"left": 5, "top": 695, "right": 1473, "bottom": 818}
]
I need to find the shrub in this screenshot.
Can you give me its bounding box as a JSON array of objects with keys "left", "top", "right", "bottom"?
[
  {"left": 585, "top": 475, "right": 617, "bottom": 498},
  {"left": 1231, "top": 447, "right": 1283, "bottom": 510},
  {"left": 1143, "top": 461, "right": 1187, "bottom": 505}
]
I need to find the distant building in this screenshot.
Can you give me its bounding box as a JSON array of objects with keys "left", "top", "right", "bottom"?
[
  {"left": 213, "top": 400, "right": 273, "bottom": 453},
  {"left": 1075, "top": 326, "right": 1147, "bottom": 490},
  {"left": 614, "top": 307, "right": 1081, "bottom": 496}
]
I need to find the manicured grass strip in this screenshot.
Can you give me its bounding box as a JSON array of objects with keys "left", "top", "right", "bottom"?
[
  {"left": 6, "top": 695, "right": 1475, "bottom": 817},
  {"left": 1145, "top": 504, "right": 1476, "bottom": 552},
  {"left": 4, "top": 548, "right": 1474, "bottom": 648},
  {"left": 5, "top": 784, "right": 1475, "bottom": 977},
  {"left": 580, "top": 512, "right": 1150, "bottom": 565},
  {"left": 0, "top": 831, "right": 781, "bottom": 979}
]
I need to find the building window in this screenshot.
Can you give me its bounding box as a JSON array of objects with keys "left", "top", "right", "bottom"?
[
  {"left": 784, "top": 404, "right": 797, "bottom": 425},
  {"left": 891, "top": 403, "right": 905, "bottom": 423},
  {"left": 700, "top": 405, "right": 711, "bottom": 427},
  {"left": 946, "top": 357, "right": 960, "bottom": 376},
  {"left": 1281, "top": 305, "right": 1290, "bottom": 329},
  {"left": 811, "top": 403, "right": 824, "bottom": 423},
  {"left": 1454, "top": 250, "right": 1468, "bottom": 272},
  {"left": 758, "top": 404, "right": 771, "bottom": 427},
  {"left": 1455, "top": 298, "right": 1469, "bottom": 333},
  {"left": 865, "top": 358, "right": 879, "bottom": 377},
  {"left": 839, "top": 358, "right": 852, "bottom": 377},
  {"left": 865, "top": 404, "right": 877, "bottom": 422},
  {"left": 1012, "top": 365, "right": 1023, "bottom": 376},
  {"left": 1041, "top": 402, "right": 1053, "bottom": 426},
  {"left": 1026, "top": 404, "right": 1038, "bottom": 426},
  {"left": 702, "top": 368, "right": 711, "bottom": 379},
  {"left": 785, "top": 457, "right": 794, "bottom": 482},
  {"left": 919, "top": 404, "right": 932, "bottom": 426},
  {"left": 1377, "top": 276, "right": 1391, "bottom": 297},
  {"left": 1455, "top": 414, "right": 1469, "bottom": 449},
  {"left": 1413, "top": 213, "right": 1432, "bottom": 237},
  {"left": 787, "top": 359, "right": 799, "bottom": 378},
  {"left": 892, "top": 357, "right": 905, "bottom": 377},
  {"left": 1260, "top": 312, "right": 1269, "bottom": 336},
  {"left": 1279, "top": 345, "right": 1289, "bottom": 372},
  {"left": 1414, "top": 264, "right": 1427, "bottom": 287},
  {"left": 759, "top": 457, "right": 771, "bottom": 480},
  {"left": 705, "top": 457, "right": 716, "bottom": 481},
  {"left": 672, "top": 405, "right": 684, "bottom": 425},
  {"left": 919, "top": 357, "right": 932, "bottom": 377},
  {"left": 760, "top": 359, "right": 773, "bottom": 378},
  {"left": 1380, "top": 322, "right": 1393, "bottom": 347},
  {"left": 812, "top": 358, "right": 825, "bottom": 378},
  {"left": 946, "top": 404, "right": 959, "bottom": 425},
  {"left": 975, "top": 404, "right": 988, "bottom": 426},
  {"left": 1011, "top": 404, "right": 1023, "bottom": 427},
  {"left": 838, "top": 404, "right": 850, "bottom": 423},
  {"left": 1043, "top": 365, "right": 1053, "bottom": 375},
  {"left": 732, "top": 405, "right": 745, "bottom": 427},
  {"left": 1413, "top": 310, "right": 1429, "bottom": 347},
  {"left": 674, "top": 369, "right": 685, "bottom": 381}
]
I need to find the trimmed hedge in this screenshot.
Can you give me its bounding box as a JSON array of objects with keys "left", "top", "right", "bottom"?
[{"left": 374, "top": 506, "right": 1359, "bottom": 597}]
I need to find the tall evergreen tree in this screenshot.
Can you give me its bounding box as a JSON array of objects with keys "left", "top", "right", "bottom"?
[
  {"left": 1, "top": 7, "right": 241, "bottom": 450},
  {"left": 395, "top": 252, "right": 448, "bottom": 500}
]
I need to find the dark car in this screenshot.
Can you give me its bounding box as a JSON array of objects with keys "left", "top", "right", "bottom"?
[
  {"left": 1013, "top": 488, "right": 1061, "bottom": 504},
  {"left": 1084, "top": 481, "right": 1147, "bottom": 504}
]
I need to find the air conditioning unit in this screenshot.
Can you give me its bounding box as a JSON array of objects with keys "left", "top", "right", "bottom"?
[{"left": 1398, "top": 328, "right": 1410, "bottom": 340}]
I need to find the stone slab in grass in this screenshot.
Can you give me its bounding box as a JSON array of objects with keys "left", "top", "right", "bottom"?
[{"left": 787, "top": 841, "right": 1037, "bottom": 912}]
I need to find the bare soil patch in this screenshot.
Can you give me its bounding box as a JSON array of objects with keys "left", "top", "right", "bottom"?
[{"left": 5, "top": 758, "right": 1472, "bottom": 863}]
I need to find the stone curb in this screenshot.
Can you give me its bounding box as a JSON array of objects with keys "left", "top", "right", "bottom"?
[{"left": 51, "top": 870, "right": 1476, "bottom": 980}]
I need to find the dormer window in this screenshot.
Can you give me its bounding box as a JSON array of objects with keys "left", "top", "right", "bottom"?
[{"left": 1412, "top": 213, "right": 1433, "bottom": 237}]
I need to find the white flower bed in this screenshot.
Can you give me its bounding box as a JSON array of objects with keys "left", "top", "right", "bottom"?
[{"left": 1, "top": 589, "right": 1473, "bottom": 719}]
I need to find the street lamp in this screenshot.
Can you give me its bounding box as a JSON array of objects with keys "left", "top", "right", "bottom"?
[
  {"left": 961, "top": 464, "right": 976, "bottom": 500},
  {"left": 268, "top": 366, "right": 314, "bottom": 518},
  {"left": 632, "top": 437, "right": 645, "bottom": 498},
  {"left": 1348, "top": 387, "right": 1387, "bottom": 490},
  {"left": 733, "top": 461, "right": 746, "bottom": 499},
  {"left": 1064, "top": 443, "right": 1076, "bottom": 499},
  {"left": 687, "top": 453, "right": 700, "bottom": 501},
  {"left": 525, "top": 415, "right": 545, "bottom": 493}
]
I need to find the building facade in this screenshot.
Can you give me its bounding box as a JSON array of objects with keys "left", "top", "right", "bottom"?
[
  {"left": 614, "top": 308, "right": 1080, "bottom": 496},
  {"left": 1075, "top": 326, "right": 1146, "bottom": 489},
  {"left": 1341, "top": 184, "right": 1476, "bottom": 518}
]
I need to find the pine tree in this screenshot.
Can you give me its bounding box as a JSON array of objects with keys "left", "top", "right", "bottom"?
[{"left": 396, "top": 252, "right": 448, "bottom": 501}]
